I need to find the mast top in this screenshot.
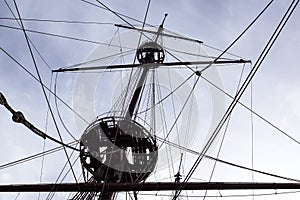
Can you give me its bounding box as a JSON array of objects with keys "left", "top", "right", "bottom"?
[{"left": 136, "top": 41, "right": 165, "bottom": 64}]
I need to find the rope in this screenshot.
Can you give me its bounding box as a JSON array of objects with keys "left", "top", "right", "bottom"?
[
  {"left": 202, "top": 63, "right": 246, "bottom": 200},
  {"left": 0, "top": 24, "right": 134, "bottom": 49},
  {"left": 81, "top": 0, "right": 155, "bottom": 28},
  {"left": 159, "top": 75, "right": 200, "bottom": 148},
  {"left": 0, "top": 141, "right": 78, "bottom": 170},
  {"left": 54, "top": 73, "right": 77, "bottom": 141},
  {"left": 0, "top": 46, "right": 89, "bottom": 124},
  {"left": 173, "top": 0, "right": 299, "bottom": 198},
  {"left": 0, "top": 17, "right": 115, "bottom": 25}
]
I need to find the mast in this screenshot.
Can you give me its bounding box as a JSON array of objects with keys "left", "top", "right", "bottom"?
[
  {"left": 125, "top": 15, "right": 167, "bottom": 120},
  {"left": 126, "top": 64, "right": 150, "bottom": 119}
]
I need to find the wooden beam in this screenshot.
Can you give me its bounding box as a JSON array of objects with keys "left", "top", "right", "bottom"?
[{"left": 1, "top": 182, "right": 300, "bottom": 192}]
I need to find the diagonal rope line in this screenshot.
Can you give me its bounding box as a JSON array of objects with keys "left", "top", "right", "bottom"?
[
  {"left": 92, "top": 0, "right": 170, "bottom": 48},
  {"left": 132, "top": 0, "right": 151, "bottom": 65},
  {"left": 173, "top": 0, "right": 299, "bottom": 198},
  {"left": 3, "top": 0, "right": 74, "bottom": 153},
  {"left": 0, "top": 24, "right": 134, "bottom": 49},
  {"left": 154, "top": 135, "right": 300, "bottom": 183},
  {"left": 45, "top": 146, "right": 80, "bottom": 200},
  {"left": 0, "top": 46, "right": 89, "bottom": 124},
  {"left": 201, "top": 75, "right": 300, "bottom": 147},
  {"left": 81, "top": 0, "right": 155, "bottom": 27},
  {"left": 95, "top": 0, "right": 146, "bottom": 32},
  {"left": 214, "top": 0, "right": 274, "bottom": 62},
  {"left": 54, "top": 73, "right": 77, "bottom": 141},
  {"left": 202, "top": 63, "right": 246, "bottom": 200},
  {"left": 57, "top": 49, "right": 135, "bottom": 70},
  {"left": 12, "top": 0, "right": 78, "bottom": 183},
  {"left": 159, "top": 75, "right": 200, "bottom": 148},
  {"left": 0, "top": 17, "right": 115, "bottom": 25},
  {"left": 199, "top": 0, "right": 274, "bottom": 74},
  {"left": 0, "top": 141, "right": 79, "bottom": 171},
  {"left": 164, "top": 48, "right": 196, "bottom": 73},
  {"left": 3, "top": 0, "right": 52, "bottom": 71},
  {"left": 202, "top": 43, "right": 246, "bottom": 59},
  {"left": 137, "top": 72, "right": 195, "bottom": 114},
  {"left": 138, "top": 0, "right": 151, "bottom": 48}
]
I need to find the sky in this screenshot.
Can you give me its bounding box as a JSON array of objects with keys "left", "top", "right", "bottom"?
[{"left": 1, "top": 0, "right": 300, "bottom": 199}]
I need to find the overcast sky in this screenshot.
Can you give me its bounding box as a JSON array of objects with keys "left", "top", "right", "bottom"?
[{"left": 1, "top": 0, "right": 300, "bottom": 200}]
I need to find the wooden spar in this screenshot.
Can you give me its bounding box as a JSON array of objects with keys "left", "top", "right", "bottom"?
[
  {"left": 1, "top": 182, "right": 300, "bottom": 192},
  {"left": 52, "top": 59, "right": 251, "bottom": 72},
  {"left": 115, "top": 24, "right": 203, "bottom": 44}
]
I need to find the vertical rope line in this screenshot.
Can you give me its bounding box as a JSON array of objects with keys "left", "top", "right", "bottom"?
[
  {"left": 37, "top": 140, "right": 46, "bottom": 200},
  {"left": 167, "top": 68, "right": 180, "bottom": 149},
  {"left": 38, "top": 69, "right": 54, "bottom": 200},
  {"left": 151, "top": 70, "right": 156, "bottom": 136},
  {"left": 155, "top": 73, "right": 175, "bottom": 178},
  {"left": 159, "top": 76, "right": 200, "bottom": 148},
  {"left": 202, "top": 63, "right": 246, "bottom": 200},
  {"left": 251, "top": 65, "right": 255, "bottom": 200},
  {"left": 117, "top": 27, "right": 126, "bottom": 115}
]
